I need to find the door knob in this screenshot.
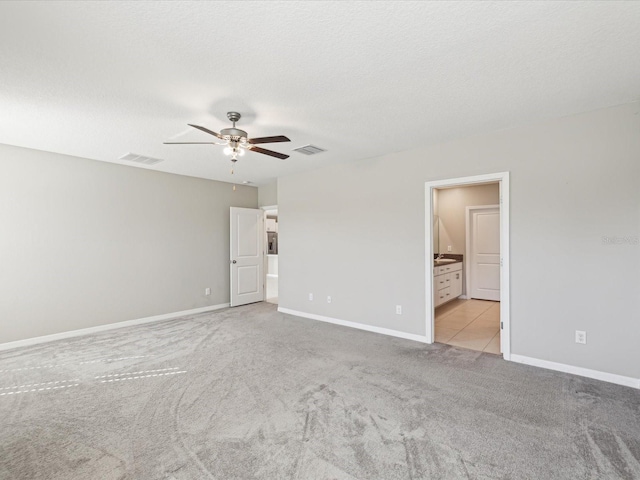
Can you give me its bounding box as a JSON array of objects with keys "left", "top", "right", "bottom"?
[{"left": 231, "top": 260, "right": 237, "bottom": 264}]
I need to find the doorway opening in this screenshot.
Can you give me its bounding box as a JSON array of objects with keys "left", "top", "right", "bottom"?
[
  {"left": 425, "top": 173, "right": 510, "bottom": 359},
  {"left": 262, "top": 205, "right": 278, "bottom": 305}
]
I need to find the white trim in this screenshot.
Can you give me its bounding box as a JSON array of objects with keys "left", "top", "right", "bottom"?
[
  {"left": 425, "top": 184, "right": 436, "bottom": 343},
  {"left": 425, "top": 172, "right": 510, "bottom": 359},
  {"left": 499, "top": 174, "right": 510, "bottom": 359},
  {"left": 510, "top": 354, "right": 640, "bottom": 389},
  {"left": 278, "top": 308, "right": 430, "bottom": 344},
  {"left": 260, "top": 204, "right": 278, "bottom": 211},
  {"left": 0, "top": 303, "right": 229, "bottom": 352},
  {"left": 465, "top": 204, "right": 500, "bottom": 302}
]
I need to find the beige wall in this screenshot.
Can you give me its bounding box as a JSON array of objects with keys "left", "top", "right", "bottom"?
[
  {"left": 436, "top": 183, "right": 499, "bottom": 254},
  {"left": 279, "top": 102, "right": 640, "bottom": 380},
  {"left": 258, "top": 180, "right": 277, "bottom": 206},
  {"left": 0, "top": 144, "right": 257, "bottom": 343}
]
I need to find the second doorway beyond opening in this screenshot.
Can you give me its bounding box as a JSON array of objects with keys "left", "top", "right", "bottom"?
[{"left": 264, "top": 207, "right": 278, "bottom": 305}]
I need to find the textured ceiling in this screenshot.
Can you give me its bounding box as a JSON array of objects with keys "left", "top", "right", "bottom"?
[{"left": 1, "top": 1, "right": 639, "bottom": 185}]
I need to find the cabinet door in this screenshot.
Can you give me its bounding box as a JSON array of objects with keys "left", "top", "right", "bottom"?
[{"left": 451, "top": 270, "right": 462, "bottom": 298}]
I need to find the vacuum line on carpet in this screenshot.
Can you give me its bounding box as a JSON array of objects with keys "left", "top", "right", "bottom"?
[
  {"left": 0, "top": 364, "right": 61, "bottom": 373},
  {"left": 95, "top": 367, "right": 180, "bottom": 379},
  {"left": 0, "top": 383, "right": 80, "bottom": 396},
  {"left": 0, "top": 379, "right": 80, "bottom": 390},
  {"left": 79, "top": 355, "right": 149, "bottom": 364},
  {"left": 0, "top": 355, "right": 153, "bottom": 373},
  {"left": 100, "top": 370, "right": 187, "bottom": 383}
]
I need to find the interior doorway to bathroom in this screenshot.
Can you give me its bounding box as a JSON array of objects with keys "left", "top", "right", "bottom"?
[
  {"left": 263, "top": 206, "right": 278, "bottom": 305},
  {"left": 425, "top": 173, "right": 510, "bottom": 359}
]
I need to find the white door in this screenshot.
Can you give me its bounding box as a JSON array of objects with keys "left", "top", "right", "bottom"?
[
  {"left": 230, "top": 207, "right": 265, "bottom": 307},
  {"left": 470, "top": 207, "right": 500, "bottom": 301}
]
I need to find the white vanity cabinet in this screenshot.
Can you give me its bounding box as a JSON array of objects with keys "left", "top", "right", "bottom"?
[{"left": 434, "top": 262, "right": 463, "bottom": 307}]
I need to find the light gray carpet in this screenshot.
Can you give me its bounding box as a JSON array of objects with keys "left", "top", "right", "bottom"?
[{"left": 0, "top": 303, "right": 638, "bottom": 480}]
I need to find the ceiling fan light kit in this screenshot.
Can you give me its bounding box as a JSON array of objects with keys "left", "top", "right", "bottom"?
[{"left": 164, "top": 111, "right": 291, "bottom": 176}]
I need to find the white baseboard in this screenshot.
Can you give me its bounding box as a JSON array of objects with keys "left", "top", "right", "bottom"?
[
  {"left": 278, "top": 309, "right": 638, "bottom": 389},
  {"left": 278, "top": 308, "right": 429, "bottom": 344},
  {"left": 509, "top": 354, "right": 639, "bottom": 389},
  {"left": 0, "top": 303, "right": 230, "bottom": 352}
]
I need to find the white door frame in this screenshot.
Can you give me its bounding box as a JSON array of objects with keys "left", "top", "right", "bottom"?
[
  {"left": 465, "top": 205, "right": 500, "bottom": 301},
  {"left": 424, "top": 172, "right": 511, "bottom": 360}
]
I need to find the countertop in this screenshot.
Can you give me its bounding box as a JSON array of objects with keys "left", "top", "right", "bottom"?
[{"left": 433, "top": 254, "right": 463, "bottom": 266}]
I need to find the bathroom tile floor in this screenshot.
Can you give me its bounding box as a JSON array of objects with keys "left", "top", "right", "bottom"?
[{"left": 435, "top": 299, "right": 501, "bottom": 354}]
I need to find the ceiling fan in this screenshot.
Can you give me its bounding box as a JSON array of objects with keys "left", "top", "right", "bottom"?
[{"left": 164, "top": 112, "right": 291, "bottom": 171}]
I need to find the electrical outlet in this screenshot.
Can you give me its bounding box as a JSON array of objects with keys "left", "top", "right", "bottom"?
[
  {"left": 575, "top": 330, "right": 587, "bottom": 345},
  {"left": 447, "top": 245, "right": 452, "bottom": 252},
  {"left": 396, "top": 305, "right": 402, "bottom": 315},
  {"left": 205, "top": 287, "right": 211, "bottom": 296},
  {"left": 327, "top": 296, "right": 331, "bottom": 303},
  {"left": 308, "top": 293, "right": 313, "bottom": 301}
]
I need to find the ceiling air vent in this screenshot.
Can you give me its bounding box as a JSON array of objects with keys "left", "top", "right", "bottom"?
[
  {"left": 292, "top": 144, "right": 326, "bottom": 155},
  {"left": 119, "top": 152, "right": 164, "bottom": 165}
]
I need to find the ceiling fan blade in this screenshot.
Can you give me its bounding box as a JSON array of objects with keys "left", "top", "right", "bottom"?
[
  {"left": 188, "top": 124, "right": 225, "bottom": 140},
  {"left": 248, "top": 146, "right": 289, "bottom": 160},
  {"left": 248, "top": 135, "right": 291, "bottom": 144},
  {"left": 163, "top": 142, "right": 219, "bottom": 145}
]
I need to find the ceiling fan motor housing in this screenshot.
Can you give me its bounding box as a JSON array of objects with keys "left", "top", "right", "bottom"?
[
  {"left": 223, "top": 112, "right": 247, "bottom": 141},
  {"left": 220, "top": 127, "right": 248, "bottom": 141}
]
